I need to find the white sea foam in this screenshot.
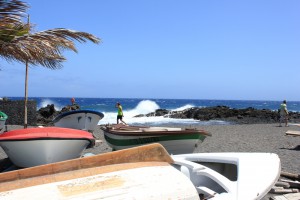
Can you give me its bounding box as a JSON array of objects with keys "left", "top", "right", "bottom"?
[
  {"left": 39, "top": 99, "right": 62, "bottom": 110},
  {"left": 98, "top": 100, "right": 229, "bottom": 126},
  {"left": 99, "top": 100, "right": 160, "bottom": 125},
  {"left": 171, "top": 104, "right": 194, "bottom": 112}
]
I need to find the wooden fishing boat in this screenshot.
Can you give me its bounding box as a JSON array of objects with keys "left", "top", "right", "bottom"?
[
  {"left": 53, "top": 109, "right": 104, "bottom": 132},
  {"left": 0, "top": 127, "right": 95, "bottom": 168},
  {"left": 0, "top": 143, "right": 280, "bottom": 200},
  {"left": 100, "top": 124, "right": 211, "bottom": 154},
  {"left": 0, "top": 143, "right": 199, "bottom": 200},
  {"left": 0, "top": 111, "right": 8, "bottom": 132}
]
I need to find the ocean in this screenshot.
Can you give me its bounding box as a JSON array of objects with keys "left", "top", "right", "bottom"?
[{"left": 7, "top": 97, "right": 300, "bottom": 126}]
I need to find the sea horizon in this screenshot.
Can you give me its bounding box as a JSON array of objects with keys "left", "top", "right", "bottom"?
[{"left": 4, "top": 97, "right": 300, "bottom": 126}]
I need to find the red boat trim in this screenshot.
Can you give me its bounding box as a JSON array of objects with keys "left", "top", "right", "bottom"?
[{"left": 0, "top": 127, "right": 95, "bottom": 148}]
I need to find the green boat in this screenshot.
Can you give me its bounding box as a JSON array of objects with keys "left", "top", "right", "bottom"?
[
  {"left": 0, "top": 111, "right": 8, "bottom": 131},
  {"left": 100, "top": 124, "right": 211, "bottom": 154}
]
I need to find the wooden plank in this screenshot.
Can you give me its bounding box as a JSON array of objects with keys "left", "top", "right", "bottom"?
[
  {"left": 270, "top": 196, "right": 288, "bottom": 200},
  {"left": 281, "top": 171, "right": 300, "bottom": 181},
  {"left": 0, "top": 143, "right": 173, "bottom": 183},
  {"left": 283, "top": 193, "right": 300, "bottom": 200},
  {"left": 285, "top": 130, "right": 300, "bottom": 136},
  {"left": 271, "top": 188, "right": 299, "bottom": 194},
  {"left": 276, "top": 181, "right": 290, "bottom": 188},
  {"left": 280, "top": 179, "right": 300, "bottom": 189},
  {"left": 272, "top": 193, "right": 300, "bottom": 200}
]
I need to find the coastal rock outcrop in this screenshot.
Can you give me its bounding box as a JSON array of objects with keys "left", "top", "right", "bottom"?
[
  {"left": 36, "top": 104, "right": 80, "bottom": 125},
  {"left": 135, "top": 106, "right": 300, "bottom": 124}
]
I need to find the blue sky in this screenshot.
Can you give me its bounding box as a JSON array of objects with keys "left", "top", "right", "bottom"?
[{"left": 1, "top": 0, "right": 300, "bottom": 100}]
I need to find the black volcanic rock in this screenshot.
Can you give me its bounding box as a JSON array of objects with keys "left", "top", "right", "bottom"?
[
  {"left": 146, "top": 109, "right": 169, "bottom": 117},
  {"left": 138, "top": 106, "right": 300, "bottom": 124},
  {"left": 38, "top": 104, "right": 56, "bottom": 118},
  {"left": 37, "top": 104, "right": 300, "bottom": 125},
  {"left": 36, "top": 103, "right": 80, "bottom": 125}
]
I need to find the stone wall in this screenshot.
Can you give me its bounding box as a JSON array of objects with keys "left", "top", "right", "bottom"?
[{"left": 0, "top": 100, "right": 37, "bottom": 125}]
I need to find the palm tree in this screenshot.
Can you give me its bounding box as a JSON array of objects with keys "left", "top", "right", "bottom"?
[{"left": 0, "top": 0, "right": 101, "bottom": 127}]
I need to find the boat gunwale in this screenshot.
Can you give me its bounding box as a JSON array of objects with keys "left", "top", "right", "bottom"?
[
  {"left": 102, "top": 129, "right": 211, "bottom": 136},
  {"left": 100, "top": 124, "right": 211, "bottom": 136},
  {"left": 0, "top": 144, "right": 174, "bottom": 186},
  {"left": 0, "top": 127, "right": 95, "bottom": 140}
]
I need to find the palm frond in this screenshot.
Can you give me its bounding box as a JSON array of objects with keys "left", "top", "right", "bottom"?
[
  {"left": 0, "top": 1, "right": 100, "bottom": 69},
  {"left": 0, "top": 28, "right": 100, "bottom": 69},
  {"left": 0, "top": 0, "right": 28, "bottom": 25}
]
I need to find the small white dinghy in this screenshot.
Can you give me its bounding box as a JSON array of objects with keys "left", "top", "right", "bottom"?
[
  {"left": 171, "top": 152, "right": 281, "bottom": 200},
  {"left": 53, "top": 110, "right": 104, "bottom": 132}
]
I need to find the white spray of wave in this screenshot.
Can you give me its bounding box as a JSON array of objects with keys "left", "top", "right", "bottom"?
[
  {"left": 127, "top": 100, "right": 160, "bottom": 116},
  {"left": 99, "top": 100, "right": 160, "bottom": 124},
  {"left": 171, "top": 104, "right": 194, "bottom": 112},
  {"left": 98, "top": 100, "right": 228, "bottom": 126},
  {"left": 39, "top": 99, "right": 63, "bottom": 110}
]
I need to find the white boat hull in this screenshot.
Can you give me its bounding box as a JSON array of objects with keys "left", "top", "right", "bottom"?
[
  {"left": 172, "top": 152, "right": 281, "bottom": 200},
  {"left": 0, "top": 120, "right": 5, "bottom": 131},
  {"left": 105, "top": 131, "right": 199, "bottom": 154},
  {"left": 54, "top": 110, "right": 104, "bottom": 132},
  {"left": 0, "top": 139, "right": 90, "bottom": 168}
]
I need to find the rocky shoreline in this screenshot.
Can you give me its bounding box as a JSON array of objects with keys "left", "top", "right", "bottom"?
[
  {"left": 134, "top": 106, "right": 300, "bottom": 124},
  {"left": 36, "top": 104, "right": 300, "bottom": 126}
]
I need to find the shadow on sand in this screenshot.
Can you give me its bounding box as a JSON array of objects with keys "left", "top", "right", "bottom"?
[{"left": 280, "top": 145, "right": 300, "bottom": 151}]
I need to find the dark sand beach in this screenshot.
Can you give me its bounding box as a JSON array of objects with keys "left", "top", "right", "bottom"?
[
  {"left": 86, "top": 123, "right": 300, "bottom": 174},
  {"left": 1, "top": 123, "right": 299, "bottom": 199}
]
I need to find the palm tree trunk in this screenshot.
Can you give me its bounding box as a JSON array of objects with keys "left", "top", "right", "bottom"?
[
  {"left": 24, "top": 15, "right": 30, "bottom": 129},
  {"left": 24, "top": 60, "right": 28, "bottom": 128}
]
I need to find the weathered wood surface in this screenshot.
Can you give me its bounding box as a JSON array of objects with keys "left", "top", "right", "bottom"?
[
  {"left": 275, "top": 181, "right": 290, "bottom": 188},
  {"left": 280, "top": 179, "right": 300, "bottom": 189},
  {"left": 281, "top": 171, "right": 300, "bottom": 181},
  {"left": 0, "top": 143, "right": 173, "bottom": 191},
  {"left": 271, "top": 188, "right": 299, "bottom": 194},
  {"left": 271, "top": 193, "right": 300, "bottom": 200},
  {"left": 285, "top": 130, "right": 300, "bottom": 136},
  {"left": 271, "top": 172, "right": 300, "bottom": 200},
  {"left": 0, "top": 162, "right": 199, "bottom": 200}
]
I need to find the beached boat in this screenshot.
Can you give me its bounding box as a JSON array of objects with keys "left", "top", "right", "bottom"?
[
  {"left": 172, "top": 152, "right": 281, "bottom": 200},
  {"left": 0, "top": 127, "right": 95, "bottom": 168},
  {"left": 53, "top": 109, "right": 104, "bottom": 132},
  {"left": 0, "top": 143, "right": 280, "bottom": 200},
  {"left": 100, "top": 124, "right": 211, "bottom": 154},
  {"left": 0, "top": 111, "right": 8, "bottom": 132},
  {"left": 0, "top": 143, "right": 199, "bottom": 200}
]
